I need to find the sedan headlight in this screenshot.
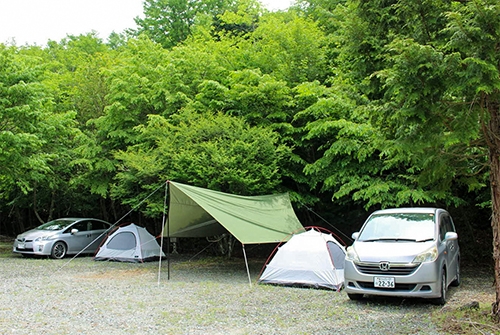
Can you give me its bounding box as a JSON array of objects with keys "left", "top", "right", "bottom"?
[
  {"left": 412, "top": 246, "right": 438, "bottom": 263},
  {"left": 345, "top": 246, "right": 360, "bottom": 262}
]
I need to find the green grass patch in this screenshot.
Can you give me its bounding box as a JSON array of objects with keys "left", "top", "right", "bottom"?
[
  {"left": 0, "top": 238, "right": 13, "bottom": 258},
  {"left": 433, "top": 304, "right": 500, "bottom": 334}
]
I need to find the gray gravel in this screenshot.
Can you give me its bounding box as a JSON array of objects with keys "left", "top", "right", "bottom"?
[{"left": 0, "top": 253, "right": 491, "bottom": 335}]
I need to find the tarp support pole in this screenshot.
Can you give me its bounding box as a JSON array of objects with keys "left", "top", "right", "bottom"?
[
  {"left": 242, "top": 244, "right": 252, "bottom": 287},
  {"left": 167, "top": 181, "right": 171, "bottom": 281},
  {"left": 158, "top": 181, "right": 169, "bottom": 286}
]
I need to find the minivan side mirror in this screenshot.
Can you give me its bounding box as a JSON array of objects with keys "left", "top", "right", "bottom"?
[
  {"left": 444, "top": 232, "right": 458, "bottom": 241},
  {"left": 71, "top": 228, "right": 79, "bottom": 235},
  {"left": 352, "top": 232, "right": 359, "bottom": 240}
]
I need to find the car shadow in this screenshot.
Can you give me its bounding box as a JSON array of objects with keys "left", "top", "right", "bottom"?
[{"left": 344, "top": 285, "right": 459, "bottom": 307}]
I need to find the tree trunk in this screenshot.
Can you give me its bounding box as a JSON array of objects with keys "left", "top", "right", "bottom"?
[
  {"left": 490, "top": 148, "right": 500, "bottom": 319},
  {"left": 486, "top": 96, "right": 500, "bottom": 319}
]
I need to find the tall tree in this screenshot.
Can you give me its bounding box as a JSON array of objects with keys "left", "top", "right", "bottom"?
[
  {"left": 235, "top": 12, "right": 330, "bottom": 85},
  {"left": 113, "top": 111, "right": 287, "bottom": 216},
  {"left": 134, "top": 0, "right": 238, "bottom": 48},
  {"left": 0, "top": 44, "right": 79, "bottom": 228},
  {"left": 312, "top": 0, "right": 498, "bottom": 315},
  {"left": 41, "top": 35, "right": 121, "bottom": 220},
  {"left": 441, "top": 0, "right": 500, "bottom": 317},
  {"left": 75, "top": 37, "right": 173, "bottom": 201}
]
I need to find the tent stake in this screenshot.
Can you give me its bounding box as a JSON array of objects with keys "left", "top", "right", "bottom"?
[{"left": 242, "top": 244, "right": 252, "bottom": 287}]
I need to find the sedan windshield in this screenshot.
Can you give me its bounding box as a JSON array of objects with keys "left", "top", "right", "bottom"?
[
  {"left": 37, "top": 219, "right": 76, "bottom": 231},
  {"left": 358, "top": 213, "right": 435, "bottom": 242}
]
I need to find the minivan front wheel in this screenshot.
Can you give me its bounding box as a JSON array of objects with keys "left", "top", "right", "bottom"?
[{"left": 432, "top": 270, "right": 447, "bottom": 305}]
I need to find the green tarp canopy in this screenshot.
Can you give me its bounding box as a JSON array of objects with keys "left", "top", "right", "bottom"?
[{"left": 164, "top": 181, "right": 304, "bottom": 244}]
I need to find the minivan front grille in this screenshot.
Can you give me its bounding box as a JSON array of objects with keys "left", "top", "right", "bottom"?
[{"left": 355, "top": 262, "right": 418, "bottom": 276}]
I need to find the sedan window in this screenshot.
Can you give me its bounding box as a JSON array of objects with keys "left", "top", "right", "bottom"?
[
  {"left": 72, "top": 221, "right": 90, "bottom": 232},
  {"left": 90, "top": 221, "right": 110, "bottom": 230},
  {"left": 37, "top": 219, "right": 76, "bottom": 231}
]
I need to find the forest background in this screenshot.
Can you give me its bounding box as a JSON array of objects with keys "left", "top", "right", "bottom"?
[{"left": 0, "top": 0, "right": 497, "bottom": 277}]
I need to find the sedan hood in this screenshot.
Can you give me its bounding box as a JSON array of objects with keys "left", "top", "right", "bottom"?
[
  {"left": 16, "top": 229, "right": 59, "bottom": 241},
  {"left": 354, "top": 240, "right": 434, "bottom": 263}
]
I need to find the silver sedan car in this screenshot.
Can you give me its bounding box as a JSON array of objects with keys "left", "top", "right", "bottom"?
[
  {"left": 344, "top": 208, "right": 460, "bottom": 304},
  {"left": 13, "top": 218, "right": 112, "bottom": 259}
]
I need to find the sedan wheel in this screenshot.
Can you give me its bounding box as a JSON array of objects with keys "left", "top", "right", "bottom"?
[{"left": 51, "top": 242, "right": 67, "bottom": 259}]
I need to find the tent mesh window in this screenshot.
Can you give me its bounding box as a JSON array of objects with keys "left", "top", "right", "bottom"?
[
  {"left": 107, "top": 232, "right": 136, "bottom": 250},
  {"left": 327, "top": 241, "right": 345, "bottom": 269}
]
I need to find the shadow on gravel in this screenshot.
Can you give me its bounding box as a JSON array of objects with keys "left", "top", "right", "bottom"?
[{"left": 346, "top": 294, "right": 454, "bottom": 307}]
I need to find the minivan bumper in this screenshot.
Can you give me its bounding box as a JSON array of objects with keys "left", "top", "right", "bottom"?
[{"left": 344, "top": 260, "right": 442, "bottom": 299}]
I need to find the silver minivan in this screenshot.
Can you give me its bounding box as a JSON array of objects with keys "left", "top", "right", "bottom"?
[{"left": 344, "top": 208, "right": 459, "bottom": 304}]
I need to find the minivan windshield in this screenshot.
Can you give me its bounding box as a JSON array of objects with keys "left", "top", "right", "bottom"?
[{"left": 358, "top": 213, "right": 435, "bottom": 242}]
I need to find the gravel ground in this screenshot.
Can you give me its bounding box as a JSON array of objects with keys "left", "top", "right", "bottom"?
[{"left": 0, "top": 251, "right": 494, "bottom": 335}]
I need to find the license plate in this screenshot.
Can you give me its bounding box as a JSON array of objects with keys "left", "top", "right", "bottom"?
[
  {"left": 374, "top": 276, "right": 395, "bottom": 288},
  {"left": 17, "top": 243, "right": 25, "bottom": 249}
]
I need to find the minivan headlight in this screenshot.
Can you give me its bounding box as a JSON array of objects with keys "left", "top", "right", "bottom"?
[
  {"left": 412, "top": 246, "right": 438, "bottom": 263},
  {"left": 345, "top": 246, "right": 360, "bottom": 262}
]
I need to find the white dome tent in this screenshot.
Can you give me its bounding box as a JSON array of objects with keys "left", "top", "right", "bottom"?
[
  {"left": 95, "top": 223, "right": 165, "bottom": 262},
  {"left": 258, "top": 227, "right": 346, "bottom": 291}
]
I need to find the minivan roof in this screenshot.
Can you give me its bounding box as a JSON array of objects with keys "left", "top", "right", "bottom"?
[{"left": 372, "top": 207, "right": 443, "bottom": 215}]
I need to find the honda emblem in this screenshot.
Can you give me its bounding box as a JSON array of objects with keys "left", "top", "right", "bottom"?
[{"left": 379, "top": 261, "right": 390, "bottom": 271}]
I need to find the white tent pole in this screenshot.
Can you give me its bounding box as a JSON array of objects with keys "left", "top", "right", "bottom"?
[
  {"left": 158, "top": 181, "right": 169, "bottom": 286},
  {"left": 242, "top": 244, "right": 252, "bottom": 287}
]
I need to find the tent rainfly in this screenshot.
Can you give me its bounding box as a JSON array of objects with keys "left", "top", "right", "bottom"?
[
  {"left": 161, "top": 181, "right": 305, "bottom": 284},
  {"left": 258, "top": 227, "right": 346, "bottom": 291},
  {"left": 95, "top": 223, "right": 165, "bottom": 262}
]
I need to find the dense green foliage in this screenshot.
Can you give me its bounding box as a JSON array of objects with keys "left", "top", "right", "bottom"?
[{"left": 0, "top": 0, "right": 495, "bottom": 270}]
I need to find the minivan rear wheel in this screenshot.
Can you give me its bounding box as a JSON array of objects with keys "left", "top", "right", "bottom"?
[{"left": 432, "top": 270, "right": 447, "bottom": 305}]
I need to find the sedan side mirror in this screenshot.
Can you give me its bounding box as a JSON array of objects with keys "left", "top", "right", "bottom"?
[
  {"left": 71, "top": 228, "right": 79, "bottom": 235},
  {"left": 352, "top": 232, "right": 359, "bottom": 240}
]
